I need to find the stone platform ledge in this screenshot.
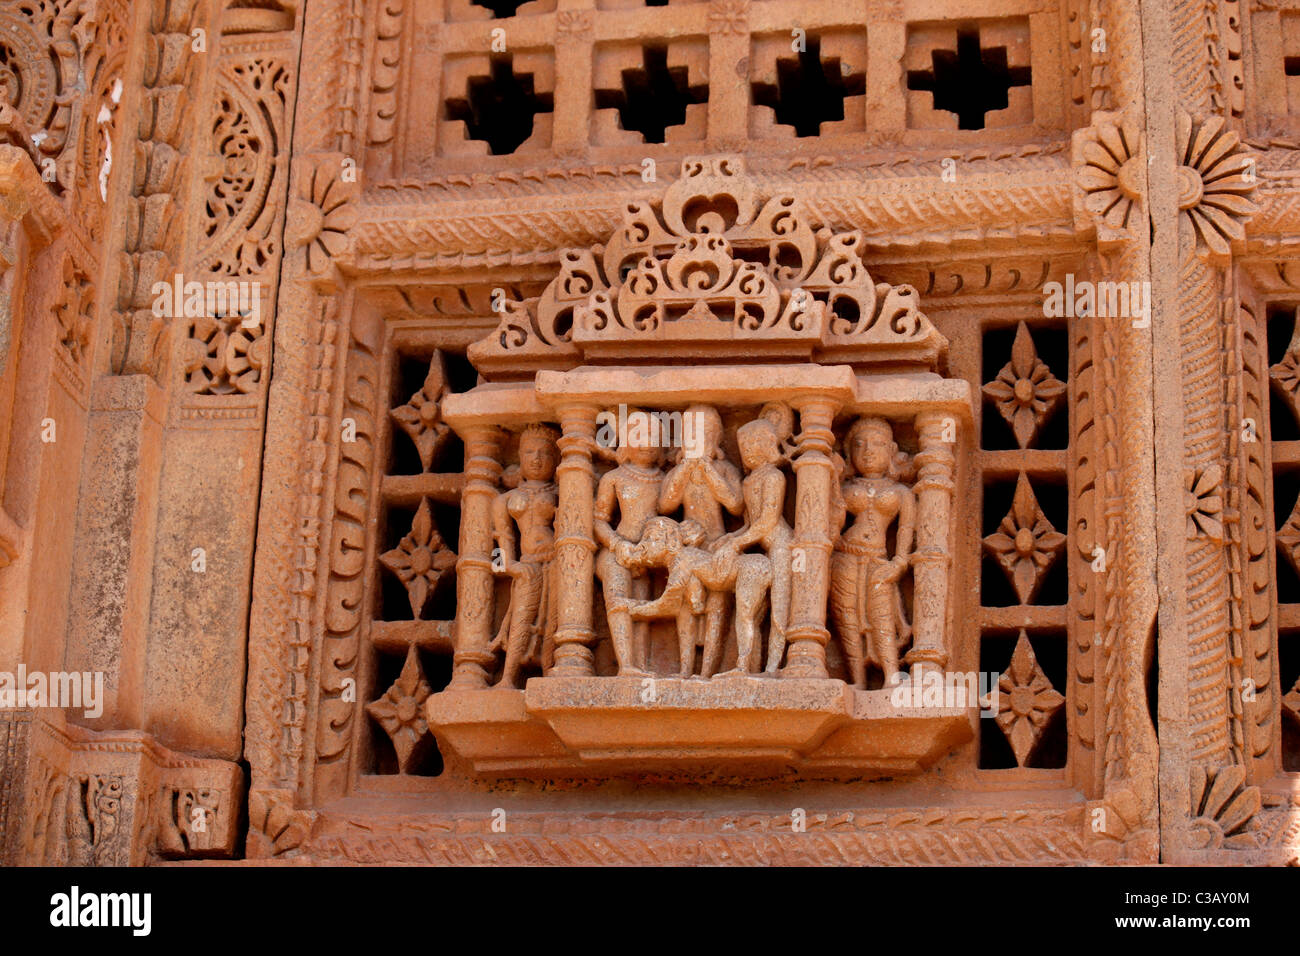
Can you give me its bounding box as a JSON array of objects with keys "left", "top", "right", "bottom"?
[{"left": 424, "top": 676, "right": 973, "bottom": 779}]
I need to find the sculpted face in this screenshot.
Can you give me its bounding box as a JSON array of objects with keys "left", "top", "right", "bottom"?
[
  {"left": 623, "top": 440, "right": 661, "bottom": 469},
  {"left": 519, "top": 430, "right": 557, "bottom": 481},
  {"left": 683, "top": 405, "right": 723, "bottom": 460},
  {"left": 634, "top": 518, "right": 679, "bottom": 563},
  {"left": 759, "top": 401, "right": 794, "bottom": 443},
  {"left": 738, "top": 421, "right": 780, "bottom": 470},
  {"left": 849, "top": 422, "right": 893, "bottom": 478}
]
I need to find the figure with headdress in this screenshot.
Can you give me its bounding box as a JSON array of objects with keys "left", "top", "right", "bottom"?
[
  {"left": 829, "top": 417, "right": 916, "bottom": 688},
  {"left": 489, "top": 423, "right": 560, "bottom": 689},
  {"left": 593, "top": 412, "right": 663, "bottom": 676}
]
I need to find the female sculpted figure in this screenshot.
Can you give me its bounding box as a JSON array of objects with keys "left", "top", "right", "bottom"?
[
  {"left": 713, "top": 415, "right": 793, "bottom": 675},
  {"left": 594, "top": 417, "right": 662, "bottom": 676},
  {"left": 829, "top": 417, "right": 916, "bottom": 689},
  {"left": 489, "top": 424, "right": 560, "bottom": 689}
]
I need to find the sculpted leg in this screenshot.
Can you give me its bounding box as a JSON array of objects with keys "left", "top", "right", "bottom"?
[
  {"left": 535, "top": 561, "right": 555, "bottom": 671},
  {"left": 630, "top": 573, "right": 651, "bottom": 671},
  {"left": 597, "top": 552, "right": 649, "bottom": 676},
  {"left": 867, "top": 568, "right": 900, "bottom": 685},
  {"left": 765, "top": 540, "right": 791, "bottom": 674},
  {"left": 829, "top": 552, "right": 866, "bottom": 689},
  {"left": 676, "top": 607, "right": 698, "bottom": 676},
  {"left": 499, "top": 563, "right": 543, "bottom": 689},
  {"left": 700, "top": 591, "right": 729, "bottom": 678},
  {"left": 722, "top": 555, "right": 770, "bottom": 677}
]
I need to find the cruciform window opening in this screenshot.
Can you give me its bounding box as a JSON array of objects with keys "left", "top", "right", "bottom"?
[
  {"left": 907, "top": 27, "right": 1032, "bottom": 130},
  {"left": 750, "top": 36, "right": 867, "bottom": 138},
  {"left": 444, "top": 55, "right": 555, "bottom": 155},
  {"left": 593, "top": 45, "right": 708, "bottom": 144}
]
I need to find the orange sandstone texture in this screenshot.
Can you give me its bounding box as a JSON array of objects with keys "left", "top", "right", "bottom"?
[{"left": 0, "top": 0, "right": 1294, "bottom": 866}]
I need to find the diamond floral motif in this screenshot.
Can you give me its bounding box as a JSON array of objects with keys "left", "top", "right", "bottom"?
[
  {"left": 982, "top": 322, "right": 1066, "bottom": 448},
  {"left": 1184, "top": 464, "right": 1225, "bottom": 544},
  {"left": 1283, "top": 679, "right": 1300, "bottom": 727},
  {"left": 1276, "top": 503, "right": 1300, "bottom": 580},
  {"left": 983, "top": 474, "right": 1067, "bottom": 603},
  {"left": 365, "top": 645, "right": 432, "bottom": 773},
  {"left": 380, "top": 498, "right": 458, "bottom": 618},
  {"left": 1268, "top": 316, "right": 1300, "bottom": 426},
  {"left": 390, "top": 352, "right": 453, "bottom": 472},
  {"left": 988, "top": 631, "right": 1065, "bottom": 766}
]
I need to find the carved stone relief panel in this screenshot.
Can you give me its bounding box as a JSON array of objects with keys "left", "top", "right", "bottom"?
[{"left": 402, "top": 156, "right": 975, "bottom": 779}]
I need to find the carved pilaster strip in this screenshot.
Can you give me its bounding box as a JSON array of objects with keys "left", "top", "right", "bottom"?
[
  {"left": 313, "top": 308, "right": 382, "bottom": 802},
  {"left": 450, "top": 425, "right": 504, "bottom": 689},
  {"left": 784, "top": 397, "right": 838, "bottom": 680},
  {"left": 551, "top": 405, "right": 598, "bottom": 677},
  {"left": 1072, "top": 104, "right": 1159, "bottom": 853},
  {"left": 1230, "top": 300, "right": 1279, "bottom": 780},
  {"left": 908, "top": 411, "right": 955, "bottom": 676}
]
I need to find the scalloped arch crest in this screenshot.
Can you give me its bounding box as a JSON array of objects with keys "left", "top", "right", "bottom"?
[{"left": 468, "top": 155, "right": 947, "bottom": 378}]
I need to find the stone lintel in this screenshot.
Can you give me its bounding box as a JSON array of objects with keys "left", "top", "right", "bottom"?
[{"left": 534, "top": 364, "right": 861, "bottom": 409}]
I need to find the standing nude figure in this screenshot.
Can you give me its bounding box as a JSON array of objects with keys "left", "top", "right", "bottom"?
[
  {"left": 594, "top": 419, "right": 662, "bottom": 676},
  {"left": 713, "top": 415, "right": 792, "bottom": 674},
  {"left": 489, "top": 424, "right": 560, "bottom": 689},
  {"left": 829, "top": 417, "right": 916, "bottom": 689},
  {"left": 657, "top": 405, "right": 744, "bottom": 675}
]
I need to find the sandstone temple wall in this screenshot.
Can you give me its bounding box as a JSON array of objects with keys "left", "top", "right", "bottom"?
[{"left": 0, "top": 0, "right": 1296, "bottom": 866}]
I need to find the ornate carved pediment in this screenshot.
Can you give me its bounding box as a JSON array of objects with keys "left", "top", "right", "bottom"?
[{"left": 469, "top": 155, "right": 947, "bottom": 376}]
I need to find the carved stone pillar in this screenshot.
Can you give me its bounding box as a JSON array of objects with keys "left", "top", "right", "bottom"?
[
  {"left": 550, "top": 404, "right": 599, "bottom": 677},
  {"left": 784, "top": 396, "right": 840, "bottom": 679},
  {"left": 908, "top": 410, "right": 955, "bottom": 678},
  {"left": 449, "top": 424, "right": 503, "bottom": 689}
]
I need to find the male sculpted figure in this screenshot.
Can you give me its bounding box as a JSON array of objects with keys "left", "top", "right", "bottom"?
[
  {"left": 713, "top": 415, "right": 793, "bottom": 674},
  {"left": 594, "top": 418, "right": 662, "bottom": 676},
  {"left": 489, "top": 424, "right": 560, "bottom": 689},
  {"left": 829, "top": 417, "right": 916, "bottom": 689},
  {"left": 615, "top": 517, "right": 772, "bottom": 679},
  {"left": 657, "top": 405, "right": 743, "bottom": 674}
]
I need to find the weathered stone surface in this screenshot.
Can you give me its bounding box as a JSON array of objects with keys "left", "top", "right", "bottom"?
[{"left": 0, "top": 0, "right": 1294, "bottom": 871}]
